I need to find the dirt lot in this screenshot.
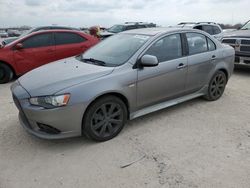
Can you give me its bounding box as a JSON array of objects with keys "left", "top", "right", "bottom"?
[{"left": 0, "top": 68, "right": 250, "bottom": 188}]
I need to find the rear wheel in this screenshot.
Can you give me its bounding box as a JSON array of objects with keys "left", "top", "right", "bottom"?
[
  {"left": 83, "top": 96, "right": 127, "bottom": 142},
  {"left": 204, "top": 71, "right": 227, "bottom": 101},
  {"left": 0, "top": 63, "right": 13, "bottom": 84}
]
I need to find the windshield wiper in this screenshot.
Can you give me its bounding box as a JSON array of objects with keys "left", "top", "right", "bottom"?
[{"left": 82, "top": 58, "right": 106, "bottom": 66}]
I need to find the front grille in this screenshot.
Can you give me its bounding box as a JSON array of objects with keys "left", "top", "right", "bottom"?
[
  {"left": 222, "top": 39, "right": 236, "bottom": 44},
  {"left": 241, "top": 40, "right": 250, "bottom": 45},
  {"left": 240, "top": 46, "right": 250, "bottom": 52}
]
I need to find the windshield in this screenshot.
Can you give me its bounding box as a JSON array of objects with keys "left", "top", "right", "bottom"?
[
  {"left": 241, "top": 21, "right": 250, "bottom": 30},
  {"left": 82, "top": 33, "right": 151, "bottom": 66},
  {"left": 107, "top": 25, "right": 125, "bottom": 33}
]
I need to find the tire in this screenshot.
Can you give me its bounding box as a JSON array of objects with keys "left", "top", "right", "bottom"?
[
  {"left": 0, "top": 63, "right": 13, "bottom": 84},
  {"left": 204, "top": 71, "right": 227, "bottom": 101},
  {"left": 83, "top": 96, "right": 127, "bottom": 142}
]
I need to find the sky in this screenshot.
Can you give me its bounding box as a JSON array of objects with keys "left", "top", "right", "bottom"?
[{"left": 0, "top": 0, "right": 249, "bottom": 28}]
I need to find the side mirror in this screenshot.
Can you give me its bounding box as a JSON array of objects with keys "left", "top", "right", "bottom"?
[
  {"left": 140, "top": 55, "right": 159, "bottom": 67},
  {"left": 15, "top": 43, "right": 23, "bottom": 50}
]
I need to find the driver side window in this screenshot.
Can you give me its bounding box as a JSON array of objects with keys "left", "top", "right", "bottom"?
[
  {"left": 22, "top": 33, "right": 54, "bottom": 49},
  {"left": 145, "top": 34, "right": 183, "bottom": 63}
]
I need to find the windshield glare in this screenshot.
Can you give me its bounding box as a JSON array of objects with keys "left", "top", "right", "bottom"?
[
  {"left": 241, "top": 21, "right": 250, "bottom": 30},
  {"left": 107, "top": 25, "right": 125, "bottom": 33},
  {"left": 82, "top": 34, "right": 151, "bottom": 66}
]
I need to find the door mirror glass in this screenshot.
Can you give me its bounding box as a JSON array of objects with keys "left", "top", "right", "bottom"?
[
  {"left": 15, "top": 43, "right": 23, "bottom": 50},
  {"left": 141, "top": 55, "right": 159, "bottom": 67}
]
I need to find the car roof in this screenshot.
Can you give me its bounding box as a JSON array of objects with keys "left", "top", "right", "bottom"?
[
  {"left": 30, "top": 29, "right": 84, "bottom": 35},
  {"left": 178, "top": 22, "right": 220, "bottom": 28},
  {"left": 122, "top": 27, "right": 197, "bottom": 36},
  {"left": 114, "top": 22, "right": 154, "bottom": 26}
]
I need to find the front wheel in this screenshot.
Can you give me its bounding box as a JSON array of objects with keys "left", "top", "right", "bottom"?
[
  {"left": 83, "top": 96, "right": 127, "bottom": 142},
  {"left": 0, "top": 63, "right": 13, "bottom": 84},
  {"left": 204, "top": 71, "right": 227, "bottom": 101}
]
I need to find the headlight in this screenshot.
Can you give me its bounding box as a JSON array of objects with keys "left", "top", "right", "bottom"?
[{"left": 29, "top": 94, "right": 70, "bottom": 108}]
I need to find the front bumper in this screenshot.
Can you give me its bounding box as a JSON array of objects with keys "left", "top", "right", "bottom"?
[
  {"left": 235, "top": 51, "right": 250, "bottom": 65},
  {"left": 11, "top": 82, "right": 83, "bottom": 139}
]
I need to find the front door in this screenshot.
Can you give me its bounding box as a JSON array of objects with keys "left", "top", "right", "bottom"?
[
  {"left": 137, "top": 34, "right": 188, "bottom": 108},
  {"left": 14, "top": 33, "right": 56, "bottom": 74}
]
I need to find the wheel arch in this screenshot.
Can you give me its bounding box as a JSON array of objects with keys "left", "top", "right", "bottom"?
[{"left": 218, "top": 68, "right": 229, "bottom": 81}]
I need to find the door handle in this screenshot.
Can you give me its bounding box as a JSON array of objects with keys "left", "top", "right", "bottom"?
[
  {"left": 177, "top": 63, "right": 186, "bottom": 69},
  {"left": 211, "top": 55, "right": 216, "bottom": 60}
]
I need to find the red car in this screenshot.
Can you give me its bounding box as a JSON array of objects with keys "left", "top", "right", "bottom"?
[{"left": 0, "top": 30, "right": 99, "bottom": 83}]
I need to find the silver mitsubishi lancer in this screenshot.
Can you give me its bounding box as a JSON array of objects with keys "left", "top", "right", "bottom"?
[{"left": 11, "top": 28, "right": 235, "bottom": 141}]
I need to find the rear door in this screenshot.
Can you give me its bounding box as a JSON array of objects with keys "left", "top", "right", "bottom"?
[
  {"left": 55, "top": 32, "right": 88, "bottom": 60},
  {"left": 14, "top": 32, "right": 56, "bottom": 74},
  {"left": 137, "top": 33, "right": 188, "bottom": 108},
  {"left": 185, "top": 32, "right": 217, "bottom": 93}
]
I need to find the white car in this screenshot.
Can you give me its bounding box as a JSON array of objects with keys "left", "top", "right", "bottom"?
[{"left": 0, "top": 30, "right": 8, "bottom": 38}]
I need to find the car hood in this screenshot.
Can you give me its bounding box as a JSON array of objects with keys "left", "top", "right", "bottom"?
[
  {"left": 223, "top": 29, "right": 250, "bottom": 38},
  {"left": 18, "top": 57, "right": 114, "bottom": 97}
]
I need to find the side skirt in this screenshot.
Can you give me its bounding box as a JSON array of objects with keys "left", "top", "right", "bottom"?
[{"left": 130, "top": 87, "right": 207, "bottom": 120}]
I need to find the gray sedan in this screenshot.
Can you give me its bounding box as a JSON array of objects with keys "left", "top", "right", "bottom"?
[{"left": 11, "top": 28, "right": 235, "bottom": 141}]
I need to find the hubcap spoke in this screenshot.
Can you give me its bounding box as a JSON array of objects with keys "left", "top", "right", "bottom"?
[
  {"left": 108, "top": 104, "right": 116, "bottom": 115},
  {"left": 92, "top": 120, "right": 105, "bottom": 130},
  {"left": 107, "top": 123, "right": 113, "bottom": 133},
  {"left": 93, "top": 113, "right": 103, "bottom": 121},
  {"left": 99, "top": 123, "right": 107, "bottom": 136},
  {"left": 110, "top": 109, "right": 121, "bottom": 118},
  {"left": 91, "top": 102, "right": 123, "bottom": 138},
  {"left": 101, "top": 105, "right": 107, "bottom": 117},
  {"left": 109, "top": 119, "right": 122, "bottom": 125}
]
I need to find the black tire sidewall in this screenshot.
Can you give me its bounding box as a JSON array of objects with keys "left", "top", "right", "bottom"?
[
  {"left": 83, "top": 96, "right": 127, "bottom": 142},
  {"left": 0, "top": 63, "right": 13, "bottom": 84}
]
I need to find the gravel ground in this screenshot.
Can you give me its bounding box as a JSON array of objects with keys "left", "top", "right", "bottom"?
[{"left": 0, "top": 68, "right": 250, "bottom": 188}]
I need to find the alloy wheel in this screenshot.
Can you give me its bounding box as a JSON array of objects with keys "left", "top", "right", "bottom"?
[
  {"left": 209, "top": 73, "right": 226, "bottom": 99},
  {"left": 91, "top": 102, "right": 123, "bottom": 138}
]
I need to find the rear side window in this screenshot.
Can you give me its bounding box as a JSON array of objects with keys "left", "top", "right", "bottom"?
[
  {"left": 125, "top": 25, "right": 137, "bottom": 30},
  {"left": 212, "top": 26, "right": 221, "bottom": 34},
  {"left": 202, "top": 25, "right": 214, "bottom": 35},
  {"left": 55, "top": 32, "right": 86, "bottom": 45},
  {"left": 136, "top": 25, "right": 147, "bottom": 29},
  {"left": 186, "top": 33, "right": 208, "bottom": 55},
  {"left": 22, "top": 33, "right": 54, "bottom": 49},
  {"left": 145, "top": 34, "right": 183, "bottom": 63},
  {"left": 207, "top": 37, "right": 216, "bottom": 51}
]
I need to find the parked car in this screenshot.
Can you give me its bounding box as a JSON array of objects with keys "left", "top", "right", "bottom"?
[
  {"left": 221, "top": 20, "right": 250, "bottom": 66},
  {"left": 1, "top": 37, "right": 17, "bottom": 45},
  {"left": 7, "top": 29, "right": 21, "bottom": 37},
  {"left": 11, "top": 28, "right": 234, "bottom": 141},
  {"left": 0, "top": 30, "right": 99, "bottom": 83},
  {"left": 175, "top": 22, "right": 223, "bottom": 40},
  {"left": 99, "top": 22, "right": 156, "bottom": 39},
  {"left": 2, "top": 26, "right": 81, "bottom": 45},
  {"left": 0, "top": 30, "right": 8, "bottom": 38}
]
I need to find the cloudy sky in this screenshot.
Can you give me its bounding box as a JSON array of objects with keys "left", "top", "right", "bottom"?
[{"left": 0, "top": 0, "right": 249, "bottom": 28}]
